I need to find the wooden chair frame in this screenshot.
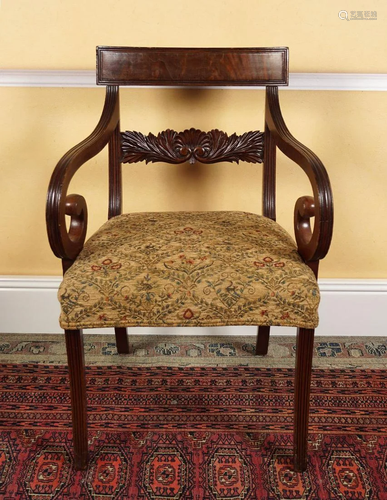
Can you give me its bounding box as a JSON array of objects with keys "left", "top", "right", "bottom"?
[{"left": 46, "top": 47, "right": 333, "bottom": 471}]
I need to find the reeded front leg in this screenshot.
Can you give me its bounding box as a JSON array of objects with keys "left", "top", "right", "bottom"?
[
  {"left": 65, "top": 329, "right": 88, "bottom": 470},
  {"left": 293, "top": 327, "right": 314, "bottom": 472},
  {"left": 256, "top": 326, "right": 270, "bottom": 355},
  {"left": 114, "top": 327, "right": 130, "bottom": 354}
]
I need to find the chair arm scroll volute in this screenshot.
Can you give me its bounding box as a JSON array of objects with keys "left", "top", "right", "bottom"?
[
  {"left": 294, "top": 195, "right": 317, "bottom": 260},
  {"left": 265, "top": 86, "right": 334, "bottom": 263},
  {"left": 46, "top": 86, "right": 120, "bottom": 264}
]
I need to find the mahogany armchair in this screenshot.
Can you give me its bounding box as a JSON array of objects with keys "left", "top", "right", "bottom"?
[{"left": 46, "top": 47, "right": 333, "bottom": 471}]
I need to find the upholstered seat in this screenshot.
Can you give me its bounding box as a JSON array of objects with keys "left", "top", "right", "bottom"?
[{"left": 59, "top": 211, "right": 319, "bottom": 330}]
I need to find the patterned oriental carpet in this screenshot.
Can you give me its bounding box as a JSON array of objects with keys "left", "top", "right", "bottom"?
[{"left": 0, "top": 335, "right": 386, "bottom": 499}]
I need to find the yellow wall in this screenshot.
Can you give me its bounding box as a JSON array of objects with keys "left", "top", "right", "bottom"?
[
  {"left": 0, "top": 0, "right": 386, "bottom": 278},
  {"left": 1, "top": 0, "right": 386, "bottom": 72}
]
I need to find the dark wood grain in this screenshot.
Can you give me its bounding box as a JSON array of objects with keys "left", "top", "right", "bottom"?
[
  {"left": 121, "top": 128, "right": 264, "bottom": 165},
  {"left": 65, "top": 329, "right": 88, "bottom": 470},
  {"left": 108, "top": 116, "right": 123, "bottom": 219},
  {"left": 293, "top": 327, "right": 315, "bottom": 472},
  {"left": 97, "top": 47, "right": 288, "bottom": 86},
  {"left": 115, "top": 327, "right": 130, "bottom": 354},
  {"left": 262, "top": 121, "right": 276, "bottom": 220},
  {"left": 256, "top": 326, "right": 270, "bottom": 355}
]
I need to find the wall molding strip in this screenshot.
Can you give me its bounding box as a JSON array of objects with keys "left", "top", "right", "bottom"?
[
  {"left": 1, "top": 276, "right": 386, "bottom": 336},
  {"left": 0, "top": 70, "right": 95, "bottom": 88},
  {"left": 1, "top": 70, "right": 387, "bottom": 91}
]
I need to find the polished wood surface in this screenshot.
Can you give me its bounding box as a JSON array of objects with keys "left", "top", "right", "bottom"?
[
  {"left": 262, "top": 120, "right": 277, "bottom": 221},
  {"left": 265, "top": 86, "right": 334, "bottom": 262},
  {"left": 256, "top": 326, "right": 270, "bottom": 355},
  {"left": 97, "top": 47, "right": 289, "bottom": 86},
  {"left": 293, "top": 327, "right": 315, "bottom": 472},
  {"left": 108, "top": 115, "right": 123, "bottom": 220},
  {"left": 46, "top": 47, "right": 333, "bottom": 472},
  {"left": 115, "top": 327, "right": 130, "bottom": 354},
  {"left": 64, "top": 329, "right": 88, "bottom": 470}
]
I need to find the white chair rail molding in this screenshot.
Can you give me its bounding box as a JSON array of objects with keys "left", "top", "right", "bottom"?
[{"left": 1, "top": 70, "right": 387, "bottom": 91}]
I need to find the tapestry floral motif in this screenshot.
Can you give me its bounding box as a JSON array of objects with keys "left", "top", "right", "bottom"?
[{"left": 58, "top": 211, "right": 320, "bottom": 329}]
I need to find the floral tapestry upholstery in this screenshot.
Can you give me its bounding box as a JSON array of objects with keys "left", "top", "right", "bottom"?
[{"left": 58, "top": 211, "right": 319, "bottom": 330}]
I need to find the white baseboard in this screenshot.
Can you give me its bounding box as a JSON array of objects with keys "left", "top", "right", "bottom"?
[
  {"left": 1, "top": 70, "right": 387, "bottom": 91},
  {"left": 0, "top": 277, "right": 386, "bottom": 336}
]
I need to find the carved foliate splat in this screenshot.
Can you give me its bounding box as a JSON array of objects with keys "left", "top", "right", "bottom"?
[{"left": 121, "top": 128, "right": 264, "bottom": 165}]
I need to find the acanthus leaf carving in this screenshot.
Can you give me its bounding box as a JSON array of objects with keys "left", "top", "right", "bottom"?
[{"left": 121, "top": 128, "right": 264, "bottom": 165}]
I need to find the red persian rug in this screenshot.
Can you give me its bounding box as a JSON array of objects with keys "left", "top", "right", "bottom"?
[{"left": 0, "top": 364, "right": 386, "bottom": 499}]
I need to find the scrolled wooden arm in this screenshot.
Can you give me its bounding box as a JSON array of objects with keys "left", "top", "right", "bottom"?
[
  {"left": 294, "top": 195, "right": 315, "bottom": 256},
  {"left": 265, "top": 86, "right": 333, "bottom": 262},
  {"left": 64, "top": 194, "right": 88, "bottom": 256},
  {"left": 46, "top": 86, "right": 120, "bottom": 261}
]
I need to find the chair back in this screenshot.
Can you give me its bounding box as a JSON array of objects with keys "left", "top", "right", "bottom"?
[{"left": 94, "top": 47, "right": 287, "bottom": 220}]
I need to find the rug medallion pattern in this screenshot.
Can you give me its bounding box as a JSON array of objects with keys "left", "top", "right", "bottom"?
[
  {"left": 0, "top": 431, "right": 385, "bottom": 499},
  {"left": 0, "top": 363, "right": 385, "bottom": 498}
]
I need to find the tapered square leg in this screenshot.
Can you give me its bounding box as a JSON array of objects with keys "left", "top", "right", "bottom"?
[
  {"left": 256, "top": 326, "right": 270, "bottom": 355},
  {"left": 65, "top": 329, "right": 88, "bottom": 470},
  {"left": 115, "top": 327, "right": 130, "bottom": 354},
  {"left": 293, "top": 327, "right": 314, "bottom": 472}
]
